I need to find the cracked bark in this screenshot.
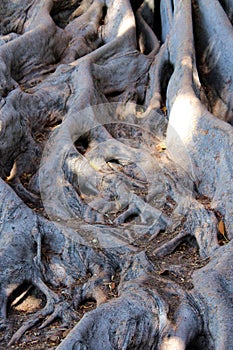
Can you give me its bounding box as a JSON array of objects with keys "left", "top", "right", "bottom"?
[{"left": 0, "top": 0, "right": 232, "bottom": 349}]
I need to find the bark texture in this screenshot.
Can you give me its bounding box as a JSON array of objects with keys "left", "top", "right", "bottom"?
[{"left": 0, "top": 0, "right": 233, "bottom": 349}]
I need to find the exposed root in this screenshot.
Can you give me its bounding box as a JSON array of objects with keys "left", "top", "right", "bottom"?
[
  {"left": 0, "top": 0, "right": 232, "bottom": 349},
  {"left": 8, "top": 278, "right": 61, "bottom": 346}
]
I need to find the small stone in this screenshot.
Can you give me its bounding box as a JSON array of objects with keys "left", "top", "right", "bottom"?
[{"left": 49, "top": 335, "right": 59, "bottom": 343}]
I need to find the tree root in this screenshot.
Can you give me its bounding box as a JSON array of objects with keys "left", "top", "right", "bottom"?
[{"left": 0, "top": 0, "right": 232, "bottom": 349}]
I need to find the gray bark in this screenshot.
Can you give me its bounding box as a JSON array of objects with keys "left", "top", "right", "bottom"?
[{"left": 0, "top": 0, "right": 232, "bottom": 349}]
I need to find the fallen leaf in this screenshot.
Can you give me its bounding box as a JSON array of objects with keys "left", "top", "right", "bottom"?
[
  {"left": 156, "top": 142, "right": 167, "bottom": 153},
  {"left": 218, "top": 220, "right": 225, "bottom": 236},
  {"left": 110, "top": 282, "right": 115, "bottom": 291},
  {"left": 161, "top": 106, "right": 167, "bottom": 115},
  {"left": 63, "top": 329, "right": 71, "bottom": 338}
]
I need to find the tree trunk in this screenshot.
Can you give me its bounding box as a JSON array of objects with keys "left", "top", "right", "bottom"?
[{"left": 0, "top": 0, "right": 232, "bottom": 349}]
